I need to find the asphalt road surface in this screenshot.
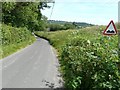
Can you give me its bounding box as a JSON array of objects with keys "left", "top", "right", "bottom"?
[{"left": 1, "top": 37, "right": 63, "bottom": 88}]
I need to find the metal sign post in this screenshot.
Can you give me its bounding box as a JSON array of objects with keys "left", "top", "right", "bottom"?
[
  {"left": 118, "top": 30, "right": 120, "bottom": 61},
  {"left": 103, "top": 19, "right": 119, "bottom": 68},
  {"left": 118, "top": 1, "right": 120, "bottom": 69},
  {"left": 118, "top": 1, "right": 120, "bottom": 57}
]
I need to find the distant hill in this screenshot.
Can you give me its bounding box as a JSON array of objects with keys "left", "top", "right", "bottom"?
[{"left": 48, "top": 20, "right": 94, "bottom": 27}]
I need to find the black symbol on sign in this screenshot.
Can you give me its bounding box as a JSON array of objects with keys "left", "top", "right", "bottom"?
[{"left": 107, "top": 30, "right": 115, "bottom": 33}]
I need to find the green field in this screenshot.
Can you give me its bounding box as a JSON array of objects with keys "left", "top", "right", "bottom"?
[{"left": 35, "top": 26, "right": 120, "bottom": 89}]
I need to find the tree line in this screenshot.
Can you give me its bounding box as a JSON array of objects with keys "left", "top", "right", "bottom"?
[
  {"left": 48, "top": 20, "right": 94, "bottom": 31},
  {"left": 2, "top": 2, "right": 49, "bottom": 31},
  {"left": 2, "top": 1, "right": 95, "bottom": 32},
  {"left": 2, "top": 1, "right": 91, "bottom": 32}
]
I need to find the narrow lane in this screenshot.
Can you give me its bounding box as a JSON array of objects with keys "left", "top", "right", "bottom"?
[{"left": 1, "top": 38, "right": 63, "bottom": 88}]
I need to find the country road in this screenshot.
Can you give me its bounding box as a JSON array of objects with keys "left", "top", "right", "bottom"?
[{"left": 1, "top": 37, "right": 63, "bottom": 88}]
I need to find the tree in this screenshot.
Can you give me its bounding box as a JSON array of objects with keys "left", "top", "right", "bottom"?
[
  {"left": 2, "top": 2, "right": 51, "bottom": 31},
  {"left": 64, "top": 22, "right": 76, "bottom": 29},
  {"left": 2, "top": 2, "right": 16, "bottom": 24}
]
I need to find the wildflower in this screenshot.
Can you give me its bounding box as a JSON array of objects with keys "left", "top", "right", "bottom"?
[{"left": 87, "top": 40, "right": 91, "bottom": 45}]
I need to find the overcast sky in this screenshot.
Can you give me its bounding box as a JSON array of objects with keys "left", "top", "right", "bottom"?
[{"left": 41, "top": 0, "right": 120, "bottom": 25}]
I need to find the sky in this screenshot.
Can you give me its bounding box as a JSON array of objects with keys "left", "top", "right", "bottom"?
[{"left": 41, "top": 0, "right": 120, "bottom": 25}]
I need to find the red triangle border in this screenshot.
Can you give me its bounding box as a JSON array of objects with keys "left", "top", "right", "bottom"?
[{"left": 103, "top": 20, "right": 118, "bottom": 35}]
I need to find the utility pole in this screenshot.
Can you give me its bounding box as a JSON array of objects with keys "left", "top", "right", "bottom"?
[
  {"left": 118, "top": 1, "right": 120, "bottom": 60},
  {"left": 118, "top": 1, "right": 120, "bottom": 23},
  {"left": 118, "top": 1, "right": 120, "bottom": 69}
]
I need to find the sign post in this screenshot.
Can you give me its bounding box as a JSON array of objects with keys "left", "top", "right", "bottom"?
[
  {"left": 118, "top": 1, "right": 120, "bottom": 69},
  {"left": 103, "top": 20, "right": 119, "bottom": 68},
  {"left": 118, "top": 1, "right": 120, "bottom": 57}
]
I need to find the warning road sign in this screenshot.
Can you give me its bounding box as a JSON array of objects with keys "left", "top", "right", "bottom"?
[{"left": 103, "top": 20, "right": 117, "bottom": 35}]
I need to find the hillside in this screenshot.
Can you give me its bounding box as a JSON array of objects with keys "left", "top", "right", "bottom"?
[{"left": 48, "top": 20, "right": 94, "bottom": 27}]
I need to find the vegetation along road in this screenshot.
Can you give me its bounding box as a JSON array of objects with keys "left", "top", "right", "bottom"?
[
  {"left": 1, "top": 37, "right": 63, "bottom": 88},
  {"left": 1, "top": 1, "right": 120, "bottom": 89}
]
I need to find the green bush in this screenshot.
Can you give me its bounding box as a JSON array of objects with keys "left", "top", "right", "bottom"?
[
  {"left": 2, "top": 24, "right": 34, "bottom": 45},
  {"left": 34, "top": 28, "right": 119, "bottom": 89},
  {"left": 60, "top": 36, "right": 119, "bottom": 89},
  {"left": 1, "top": 24, "right": 35, "bottom": 58},
  {"left": 49, "top": 24, "right": 66, "bottom": 31},
  {"left": 116, "top": 22, "right": 120, "bottom": 29}
]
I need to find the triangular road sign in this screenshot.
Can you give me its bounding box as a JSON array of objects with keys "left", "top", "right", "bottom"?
[{"left": 103, "top": 20, "right": 117, "bottom": 35}]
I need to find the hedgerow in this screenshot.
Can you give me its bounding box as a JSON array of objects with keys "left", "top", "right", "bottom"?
[
  {"left": 1, "top": 24, "right": 35, "bottom": 58},
  {"left": 60, "top": 36, "right": 119, "bottom": 89},
  {"left": 34, "top": 26, "right": 120, "bottom": 89}
]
